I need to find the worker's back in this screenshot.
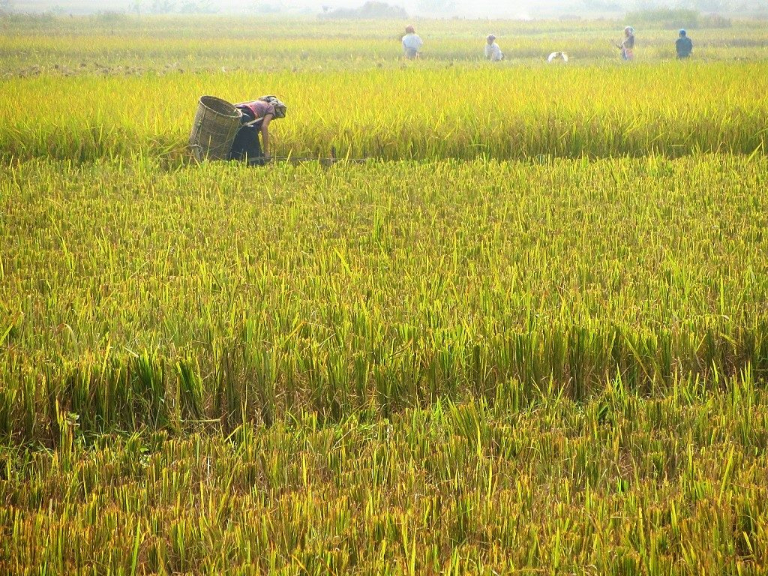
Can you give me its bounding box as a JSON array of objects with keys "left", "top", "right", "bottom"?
[{"left": 676, "top": 36, "right": 693, "bottom": 58}]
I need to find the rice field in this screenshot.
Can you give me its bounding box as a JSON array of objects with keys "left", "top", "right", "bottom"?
[{"left": 1, "top": 13, "right": 768, "bottom": 575}]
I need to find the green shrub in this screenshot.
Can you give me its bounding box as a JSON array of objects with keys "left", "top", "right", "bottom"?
[{"left": 626, "top": 8, "right": 701, "bottom": 29}]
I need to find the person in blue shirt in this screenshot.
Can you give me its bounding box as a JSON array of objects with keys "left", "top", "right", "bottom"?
[{"left": 676, "top": 29, "right": 693, "bottom": 59}]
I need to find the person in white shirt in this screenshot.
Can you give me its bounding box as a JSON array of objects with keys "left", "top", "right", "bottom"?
[
  {"left": 485, "top": 34, "right": 504, "bottom": 62},
  {"left": 547, "top": 51, "right": 569, "bottom": 63},
  {"left": 402, "top": 25, "right": 423, "bottom": 59}
]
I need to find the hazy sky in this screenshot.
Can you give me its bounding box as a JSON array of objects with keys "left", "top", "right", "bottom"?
[
  {"left": 273, "top": 0, "right": 559, "bottom": 17},
  {"left": 16, "top": 0, "right": 591, "bottom": 18},
  {"left": 13, "top": 0, "right": 767, "bottom": 17},
  {"left": 324, "top": 0, "right": 562, "bottom": 18}
]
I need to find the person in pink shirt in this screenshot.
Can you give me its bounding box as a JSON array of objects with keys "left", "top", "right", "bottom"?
[{"left": 230, "top": 95, "right": 287, "bottom": 164}]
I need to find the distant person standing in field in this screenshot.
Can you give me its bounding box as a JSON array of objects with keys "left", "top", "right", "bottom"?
[
  {"left": 485, "top": 34, "right": 504, "bottom": 61},
  {"left": 676, "top": 29, "right": 693, "bottom": 58},
  {"left": 618, "top": 26, "right": 635, "bottom": 60},
  {"left": 402, "top": 25, "right": 423, "bottom": 59},
  {"left": 230, "top": 95, "right": 287, "bottom": 164}
]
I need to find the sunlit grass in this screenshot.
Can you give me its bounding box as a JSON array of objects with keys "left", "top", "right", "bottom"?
[
  {"left": 2, "top": 154, "right": 767, "bottom": 440},
  {"left": 1, "top": 62, "right": 766, "bottom": 162},
  {"left": 2, "top": 375, "right": 767, "bottom": 573},
  {"left": 2, "top": 16, "right": 768, "bottom": 575}
]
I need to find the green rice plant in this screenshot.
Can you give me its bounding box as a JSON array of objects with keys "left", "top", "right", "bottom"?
[
  {"left": 1, "top": 61, "right": 766, "bottom": 162},
  {"left": 1, "top": 15, "right": 766, "bottom": 77},
  {"left": 2, "top": 154, "right": 768, "bottom": 439},
  {"left": 1, "top": 17, "right": 768, "bottom": 573},
  {"left": 6, "top": 378, "right": 765, "bottom": 573},
  {"left": 176, "top": 355, "right": 203, "bottom": 421}
]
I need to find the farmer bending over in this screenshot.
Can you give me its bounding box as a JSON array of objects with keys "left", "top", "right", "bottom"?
[
  {"left": 547, "top": 51, "right": 569, "bottom": 63},
  {"left": 485, "top": 34, "right": 504, "bottom": 61},
  {"left": 230, "top": 95, "right": 287, "bottom": 164}
]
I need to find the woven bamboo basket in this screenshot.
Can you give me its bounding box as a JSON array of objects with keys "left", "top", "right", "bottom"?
[{"left": 188, "top": 96, "right": 242, "bottom": 161}]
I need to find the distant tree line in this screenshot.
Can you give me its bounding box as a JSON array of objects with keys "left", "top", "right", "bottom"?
[
  {"left": 319, "top": 1, "right": 407, "bottom": 19},
  {"left": 147, "top": 0, "right": 217, "bottom": 14},
  {"left": 583, "top": 0, "right": 766, "bottom": 16},
  {"left": 625, "top": 8, "right": 732, "bottom": 28}
]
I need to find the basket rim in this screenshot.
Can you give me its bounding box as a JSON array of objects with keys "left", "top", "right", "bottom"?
[{"left": 199, "top": 95, "right": 241, "bottom": 119}]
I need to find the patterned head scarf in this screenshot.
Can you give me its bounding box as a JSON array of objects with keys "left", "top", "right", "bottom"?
[{"left": 259, "top": 95, "right": 287, "bottom": 119}]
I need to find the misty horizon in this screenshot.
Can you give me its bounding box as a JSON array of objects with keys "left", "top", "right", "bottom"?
[{"left": 8, "top": 0, "right": 768, "bottom": 18}]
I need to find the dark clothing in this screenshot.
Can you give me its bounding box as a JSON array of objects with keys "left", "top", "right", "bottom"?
[
  {"left": 676, "top": 36, "right": 693, "bottom": 58},
  {"left": 621, "top": 33, "right": 635, "bottom": 60},
  {"left": 229, "top": 107, "right": 265, "bottom": 164}
]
